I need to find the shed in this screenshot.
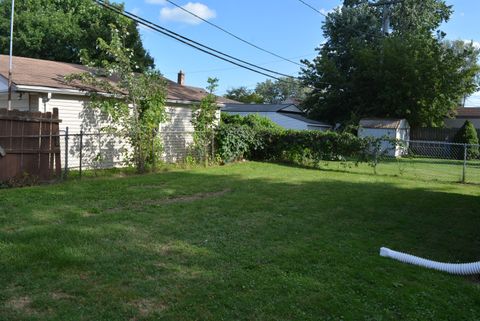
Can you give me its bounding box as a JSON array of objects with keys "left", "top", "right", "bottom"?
[{"left": 358, "top": 118, "right": 410, "bottom": 157}]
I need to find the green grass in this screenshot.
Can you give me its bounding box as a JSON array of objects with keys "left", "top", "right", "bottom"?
[
  {"left": 314, "top": 157, "right": 480, "bottom": 184},
  {"left": 0, "top": 162, "right": 479, "bottom": 320}
]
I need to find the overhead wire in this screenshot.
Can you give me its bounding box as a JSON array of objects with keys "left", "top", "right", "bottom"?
[
  {"left": 163, "top": 0, "right": 304, "bottom": 67},
  {"left": 95, "top": 0, "right": 300, "bottom": 81}
]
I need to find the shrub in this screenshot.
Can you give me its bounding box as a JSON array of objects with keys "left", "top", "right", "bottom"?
[
  {"left": 215, "top": 123, "right": 256, "bottom": 163},
  {"left": 454, "top": 120, "right": 479, "bottom": 159}
]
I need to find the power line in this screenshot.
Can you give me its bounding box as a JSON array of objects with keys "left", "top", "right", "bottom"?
[
  {"left": 95, "top": 0, "right": 299, "bottom": 80},
  {"left": 295, "top": 0, "right": 328, "bottom": 17},
  {"left": 163, "top": 0, "right": 303, "bottom": 67},
  {"left": 168, "top": 54, "right": 316, "bottom": 75}
]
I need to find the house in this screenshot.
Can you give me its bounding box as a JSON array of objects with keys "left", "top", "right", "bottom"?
[
  {"left": 0, "top": 55, "right": 235, "bottom": 167},
  {"left": 221, "top": 103, "right": 331, "bottom": 131},
  {"left": 358, "top": 118, "right": 410, "bottom": 157},
  {"left": 445, "top": 107, "right": 480, "bottom": 129}
]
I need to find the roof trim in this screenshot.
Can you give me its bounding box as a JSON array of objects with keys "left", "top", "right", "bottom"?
[{"left": 12, "top": 84, "right": 220, "bottom": 106}]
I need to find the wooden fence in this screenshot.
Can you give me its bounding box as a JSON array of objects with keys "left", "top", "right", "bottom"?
[
  {"left": 0, "top": 108, "right": 61, "bottom": 182},
  {"left": 411, "top": 127, "right": 480, "bottom": 142}
]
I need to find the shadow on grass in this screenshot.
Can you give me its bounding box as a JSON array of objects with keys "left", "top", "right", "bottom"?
[{"left": 0, "top": 164, "right": 479, "bottom": 320}]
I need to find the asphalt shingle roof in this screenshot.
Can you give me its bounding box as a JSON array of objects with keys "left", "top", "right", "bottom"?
[{"left": 0, "top": 55, "right": 236, "bottom": 104}]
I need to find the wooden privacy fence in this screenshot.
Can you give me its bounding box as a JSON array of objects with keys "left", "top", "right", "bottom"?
[
  {"left": 411, "top": 127, "right": 480, "bottom": 142},
  {"left": 0, "top": 108, "right": 61, "bottom": 182}
]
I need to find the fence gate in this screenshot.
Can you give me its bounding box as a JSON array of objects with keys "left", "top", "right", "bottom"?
[{"left": 0, "top": 108, "right": 61, "bottom": 182}]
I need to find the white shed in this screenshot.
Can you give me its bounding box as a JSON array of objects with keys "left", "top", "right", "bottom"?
[{"left": 358, "top": 118, "right": 410, "bottom": 157}]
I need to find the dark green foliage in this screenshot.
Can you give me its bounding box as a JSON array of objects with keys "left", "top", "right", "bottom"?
[
  {"left": 0, "top": 0, "right": 154, "bottom": 72},
  {"left": 216, "top": 114, "right": 377, "bottom": 166},
  {"left": 301, "top": 0, "right": 480, "bottom": 127},
  {"left": 216, "top": 114, "right": 282, "bottom": 162},
  {"left": 454, "top": 120, "right": 479, "bottom": 159},
  {"left": 252, "top": 130, "right": 370, "bottom": 164}
]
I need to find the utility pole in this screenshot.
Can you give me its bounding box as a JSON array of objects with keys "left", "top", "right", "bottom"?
[
  {"left": 7, "top": 0, "right": 15, "bottom": 111},
  {"left": 369, "top": 0, "right": 403, "bottom": 35}
]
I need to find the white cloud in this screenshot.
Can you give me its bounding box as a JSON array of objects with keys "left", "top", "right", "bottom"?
[
  {"left": 319, "top": 5, "right": 342, "bottom": 16},
  {"left": 131, "top": 7, "right": 141, "bottom": 15},
  {"left": 146, "top": 0, "right": 167, "bottom": 4},
  {"left": 160, "top": 2, "right": 216, "bottom": 25},
  {"left": 463, "top": 40, "right": 480, "bottom": 50}
]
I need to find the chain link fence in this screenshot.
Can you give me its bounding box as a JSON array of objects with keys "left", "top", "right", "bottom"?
[
  {"left": 327, "top": 139, "right": 480, "bottom": 184},
  {"left": 59, "top": 128, "right": 214, "bottom": 179}
]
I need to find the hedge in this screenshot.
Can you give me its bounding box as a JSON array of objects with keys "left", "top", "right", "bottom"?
[{"left": 215, "top": 114, "right": 378, "bottom": 166}]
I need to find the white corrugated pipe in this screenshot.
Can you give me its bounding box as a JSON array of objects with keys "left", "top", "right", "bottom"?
[{"left": 380, "top": 247, "right": 480, "bottom": 275}]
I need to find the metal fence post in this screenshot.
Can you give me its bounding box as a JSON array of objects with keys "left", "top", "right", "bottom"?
[
  {"left": 462, "top": 143, "right": 467, "bottom": 183},
  {"left": 211, "top": 129, "right": 215, "bottom": 163},
  {"left": 64, "top": 126, "right": 69, "bottom": 179},
  {"left": 79, "top": 130, "right": 83, "bottom": 179}
]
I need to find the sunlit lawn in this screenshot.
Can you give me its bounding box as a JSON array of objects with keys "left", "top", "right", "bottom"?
[{"left": 1, "top": 162, "right": 479, "bottom": 320}]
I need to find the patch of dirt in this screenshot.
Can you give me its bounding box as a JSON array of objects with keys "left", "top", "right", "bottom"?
[
  {"left": 146, "top": 188, "right": 231, "bottom": 205},
  {"left": 6, "top": 296, "right": 34, "bottom": 314},
  {"left": 127, "top": 183, "right": 167, "bottom": 191},
  {"left": 50, "top": 292, "right": 74, "bottom": 300},
  {"left": 130, "top": 299, "right": 166, "bottom": 317},
  {"left": 107, "top": 188, "right": 231, "bottom": 213}
]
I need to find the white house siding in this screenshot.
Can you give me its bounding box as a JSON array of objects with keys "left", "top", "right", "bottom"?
[
  {"left": 44, "top": 94, "right": 130, "bottom": 169},
  {"left": 41, "top": 95, "right": 208, "bottom": 168},
  {"left": 0, "top": 93, "right": 33, "bottom": 111},
  {"left": 160, "top": 106, "right": 220, "bottom": 162},
  {"left": 226, "top": 111, "right": 315, "bottom": 130}
]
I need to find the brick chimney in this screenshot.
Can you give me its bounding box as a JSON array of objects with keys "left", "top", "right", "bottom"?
[{"left": 177, "top": 70, "right": 185, "bottom": 86}]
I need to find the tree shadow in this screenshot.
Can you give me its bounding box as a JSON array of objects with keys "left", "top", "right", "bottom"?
[{"left": 0, "top": 165, "right": 479, "bottom": 320}]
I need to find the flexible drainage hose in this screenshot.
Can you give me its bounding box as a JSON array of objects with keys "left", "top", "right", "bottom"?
[{"left": 380, "top": 247, "right": 480, "bottom": 275}]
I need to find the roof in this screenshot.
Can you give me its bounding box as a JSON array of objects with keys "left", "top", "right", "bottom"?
[
  {"left": 279, "top": 112, "right": 331, "bottom": 127},
  {"left": 359, "top": 118, "right": 409, "bottom": 129},
  {"left": 455, "top": 107, "right": 480, "bottom": 118},
  {"left": 222, "top": 103, "right": 301, "bottom": 113},
  {"left": 0, "top": 55, "right": 235, "bottom": 104}
]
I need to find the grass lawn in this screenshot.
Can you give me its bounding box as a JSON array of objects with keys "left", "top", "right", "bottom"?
[
  {"left": 315, "top": 157, "right": 480, "bottom": 185},
  {"left": 1, "top": 162, "right": 479, "bottom": 320}
]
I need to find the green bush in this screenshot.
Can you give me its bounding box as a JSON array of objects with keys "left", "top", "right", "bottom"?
[
  {"left": 454, "top": 120, "right": 480, "bottom": 160},
  {"left": 215, "top": 114, "right": 381, "bottom": 167},
  {"left": 216, "top": 114, "right": 283, "bottom": 163}
]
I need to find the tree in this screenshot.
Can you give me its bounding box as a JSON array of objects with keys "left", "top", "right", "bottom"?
[
  {"left": 301, "top": 0, "right": 480, "bottom": 127},
  {"left": 191, "top": 78, "right": 220, "bottom": 166},
  {"left": 66, "top": 25, "right": 166, "bottom": 173},
  {"left": 224, "top": 86, "right": 264, "bottom": 104},
  {"left": 0, "top": 0, "right": 154, "bottom": 72},
  {"left": 454, "top": 120, "right": 479, "bottom": 159},
  {"left": 255, "top": 77, "right": 309, "bottom": 104}
]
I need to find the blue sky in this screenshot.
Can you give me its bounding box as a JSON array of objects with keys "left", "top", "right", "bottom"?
[{"left": 122, "top": 0, "right": 480, "bottom": 101}]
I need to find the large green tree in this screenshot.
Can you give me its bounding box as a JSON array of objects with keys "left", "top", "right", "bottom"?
[
  {"left": 224, "top": 77, "right": 309, "bottom": 105},
  {"left": 0, "top": 0, "right": 154, "bottom": 72},
  {"left": 301, "top": 0, "right": 480, "bottom": 127},
  {"left": 224, "top": 86, "right": 264, "bottom": 104},
  {"left": 255, "top": 77, "right": 309, "bottom": 104}
]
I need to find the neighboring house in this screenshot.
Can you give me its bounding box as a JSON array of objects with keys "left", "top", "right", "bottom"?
[
  {"left": 0, "top": 55, "right": 235, "bottom": 167},
  {"left": 358, "top": 118, "right": 410, "bottom": 157},
  {"left": 445, "top": 107, "right": 480, "bottom": 129},
  {"left": 221, "top": 103, "right": 331, "bottom": 131}
]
